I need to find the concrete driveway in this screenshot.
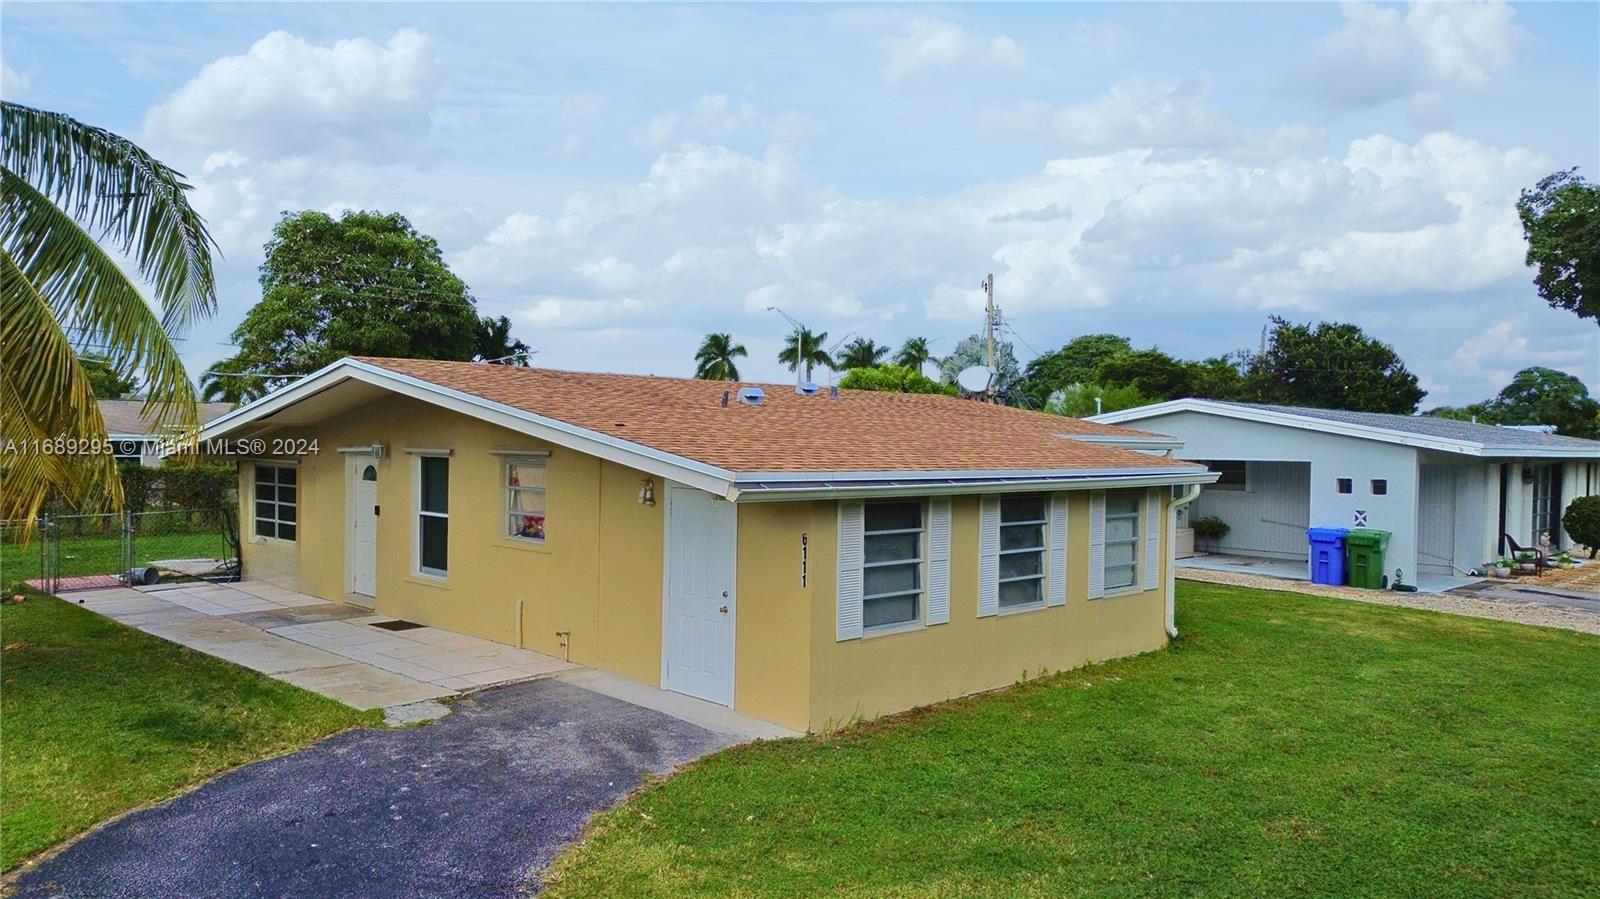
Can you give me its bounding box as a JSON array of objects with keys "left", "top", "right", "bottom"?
[{"left": 13, "top": 680, "right": 732, "bottom": 898}]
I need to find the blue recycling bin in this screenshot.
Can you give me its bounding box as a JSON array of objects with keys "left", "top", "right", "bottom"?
[{"left": 1307, "top": 527, "right": 1349, "bottom": 585}]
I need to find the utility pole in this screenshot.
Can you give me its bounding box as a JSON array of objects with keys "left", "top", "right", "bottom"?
[{"left": 982, "top": 273, "right": 997, "bottom": 401}]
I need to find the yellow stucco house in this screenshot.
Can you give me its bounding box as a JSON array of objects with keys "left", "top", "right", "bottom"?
[{"left": 202, "top": 357, "right": 1216, "bottom": 732}]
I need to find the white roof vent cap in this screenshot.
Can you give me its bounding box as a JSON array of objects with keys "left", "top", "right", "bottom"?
[{"left": 736, "top": 386, "right": 765, "bottom": 406}]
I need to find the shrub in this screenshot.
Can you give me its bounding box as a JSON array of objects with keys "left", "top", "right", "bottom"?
[
  {"left": 1191, "top": 516, "right": 1230, "bottom": 540},
  {"left": 838, "top": 364, "right": 958, "bottom": 396},
  {"left": 1562, "top": 495, "right": 1600, "bottom": 558}
]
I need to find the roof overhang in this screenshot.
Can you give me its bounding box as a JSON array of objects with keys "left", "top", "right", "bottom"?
[
  {"left": 201, "top": 358, "right": 1222, "bottom": 502},
  {"left": 1069, "top": 433, "right": 1183, "bottom": 452},
  {"left": 1089, "top": 398, "right": 1600, "bottom": 459},
  {"left": 730, "top": 467, "right": 1219, "bottom": 502}
]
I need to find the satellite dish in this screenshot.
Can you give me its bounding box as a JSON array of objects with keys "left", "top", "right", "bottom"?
[{"left": 955, "top": 366, "right": 993, "bottom": 394}]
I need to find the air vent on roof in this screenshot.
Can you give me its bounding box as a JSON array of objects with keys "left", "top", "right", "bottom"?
[
  {"left": 797, "top": 382, "right": 819, "bottom": 397},
  {"left": 737, "top": 386, "right": 765, "bottom": 406}
]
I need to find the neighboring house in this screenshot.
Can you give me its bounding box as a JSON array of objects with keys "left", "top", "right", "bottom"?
[
  {"left": 100, "top": 398, "right": 236, "bottom": 466},
  {"left": 1091, "top": 399, "right": 1600, "bottom": 583},
  {"left": 201, "top": 357, "right": 1214, "bottom": 732}
]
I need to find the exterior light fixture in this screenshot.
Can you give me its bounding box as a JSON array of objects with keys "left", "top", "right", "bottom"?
[{"left": 639, "top": 478, "right": 656, "bottom": 506}]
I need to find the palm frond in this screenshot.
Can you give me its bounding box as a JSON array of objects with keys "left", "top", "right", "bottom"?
[
  {"left": 1, "top": 168, "right": 199, "bottom": 434},
  {"left": 2, "top": 102, "right": 218, "bottom": 330},
  {"left": 0, "top": 246, "right": 121, "bottom": 524}
]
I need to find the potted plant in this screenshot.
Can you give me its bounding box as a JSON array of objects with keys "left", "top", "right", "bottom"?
[
  {"left": 1514, "top": 550, "right": 1538, "bottom": 572},
  {"left": 1191, "top": 516, "right": 1230, "bottom": 552},
  {"left": 1488, "top": 559, "right": 1513, "bottom": 578},
  {"left": 1554, "top": 552, "right": 1577, "bottom": 570}
]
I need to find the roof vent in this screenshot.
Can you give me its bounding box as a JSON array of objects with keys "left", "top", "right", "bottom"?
[
  {"left": 797, "top": 382, "right": 819, "bottom": 397},
  {"left": 736, "top": 386, "right": 765, "bottom": 406}
]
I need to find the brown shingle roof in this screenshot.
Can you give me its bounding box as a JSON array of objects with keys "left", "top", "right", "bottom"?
[
  {"left": 99, "top": 399, "right": 236, "bottom": 436},
  {"left": 356, "top": 358, "right": 1197, "bottom": 474}
]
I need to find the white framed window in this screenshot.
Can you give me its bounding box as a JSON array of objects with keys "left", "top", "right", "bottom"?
[
  {"left": 416, "top": 455, "right": 449, "bottom": 577},
  {"left": 253, "top": 465, "right": 297, "bottom": 541},
  {"left": 1202, "top": 460, "right": 1248, "bottom": 492},
  {"left": 862, "top": 500, "right": 923, "bottom": 630},
  {"left": 505, "top": 458, "right": 547, "bottom": 541},
  {"left": 998, "top": 494, "right": 1047, "bottom": 609},
  {"left": 1103, "top": 490, "right": 1141, "bottom": 592}
]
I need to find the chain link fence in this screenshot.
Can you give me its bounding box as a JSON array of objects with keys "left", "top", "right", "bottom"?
[{"left": 2, "top": 507, "right": 239, "bottom": 595}]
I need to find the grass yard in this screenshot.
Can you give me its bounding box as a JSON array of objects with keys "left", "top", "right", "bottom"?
[
  {"left": 0, "top": 529, "right": 230, "bottom": 582},
  {"left": 0, "top": 589, "right": 377, "bottom": 870},
  {"left": 549, "top": 582, "right": 1600, "bottom": 898}
]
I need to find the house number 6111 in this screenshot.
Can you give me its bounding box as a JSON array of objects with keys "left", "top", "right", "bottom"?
[{"left": 800, "top": 533, "right": 808, "bottom": 588}]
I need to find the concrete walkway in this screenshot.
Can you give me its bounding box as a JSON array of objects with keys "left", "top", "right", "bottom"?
[
  {"left": 11, "top": 680, "right": 733, "bottom": 899},
  {"left": 66, "top": 582, "right": 574, "bottom": 710}
]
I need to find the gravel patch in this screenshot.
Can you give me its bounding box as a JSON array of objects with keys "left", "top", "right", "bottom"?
[{"left": 1178, "top": 567, "right": 1600, "bottom": 636}]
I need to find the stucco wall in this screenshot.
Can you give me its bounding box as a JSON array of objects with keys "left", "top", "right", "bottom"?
[
  {"left": 234, "top": 394, "right": 665, "bottom": 682},
  {"left": 1189, "top": 461, "right": 1309, "bottom": 560},
  {"left": 795, "top": 489, "right": 1170, "bottom": 732},
  {"left": 1130, "top": 411, "right": 1424, "bottom": 581}
]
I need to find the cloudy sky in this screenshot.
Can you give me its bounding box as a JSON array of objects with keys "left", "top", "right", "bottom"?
[{"left": 4, "top": 1, "right": 1596, "bottom": 408}]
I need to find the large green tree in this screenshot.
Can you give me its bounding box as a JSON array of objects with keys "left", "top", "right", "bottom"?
[
  {"left": 1, "top": 102, "right": 215, "bottom": 523},
  {"left": 1094, "top": 348, "right": 1193, "bottom": 402},
  {"left": 837, "top": 337, "right": 889, "bottom": 370},
  {"left": 1019, "top": 334, "right": 1132, "bottom": 408},
  {"left": 777, "top": 327, "right": 834, "bottom": 382},
  {"left": 79, "top": 352, "right": 139, "bottom": 399},
  {"left": 1432, "top": 367, "right": 1600, "bottom": 439},
  {"left": 693, "top": 332, "right": 747, "bottom": 381},
  {"left": 1044, "top": 382, "right": 1150, "bottom": 418},
  {"left": 1518, "top": 168, "right": 1600, "bottom": 322},
  {"left": 211, "top": 210, "right": 517, "bottom": 401},
  {"left": 1244, "top": 316, "right": 1425, "bottom": 414}
]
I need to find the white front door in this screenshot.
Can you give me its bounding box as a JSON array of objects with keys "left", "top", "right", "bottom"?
[
  {"left": 663, "top": 485, "right": 736, "bottom": 706},
  {"left": 348, "top": 454, "right": 379, "bottom": 597}
]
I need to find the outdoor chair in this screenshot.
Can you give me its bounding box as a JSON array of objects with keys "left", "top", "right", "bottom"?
[{"left": 1502, "top": 534, "right": 1550, "bottom": 577}]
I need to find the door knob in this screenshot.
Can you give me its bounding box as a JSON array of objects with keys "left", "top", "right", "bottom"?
[
  {"left": 721, "top": 590, "right": 729, "bottom": 597},
  {"left": 719, "top": 605, "right": 729, "bottom": 614}
]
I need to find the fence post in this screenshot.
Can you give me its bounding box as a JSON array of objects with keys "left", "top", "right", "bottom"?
[{"left": 122, "top": 512, "right": 135, "bottom": 586}]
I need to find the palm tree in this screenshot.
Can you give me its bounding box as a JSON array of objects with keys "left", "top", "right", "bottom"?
[
  {"left": 776, "top": 327, "right": 834, "bottom": 381},
  {"left": 199, "top": 356, "right": 264, "bottom": 407},
  {"left": 1, "top": 102, "right": 216, "bottom": 524},
  {"left": 475, "top": 315, "right": 532, "bottom": 366},
  {"left": 895, "top": 336, "right": 935, "bottom": 371},
  {"left": 694, "top": 332, "right": 747, "bottom": 381},
  {"left": 837, "top": 337, "right": 889, "bottom": 370}
]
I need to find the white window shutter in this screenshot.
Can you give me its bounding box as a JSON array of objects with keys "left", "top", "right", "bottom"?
[
  {"left": 1143, "top": 489, "right": 1162, "bottom": 591},
  {"left": 977, "top": 495, "right": 1000, "bottom": 617},
  {"left": 1048, "top": 492, "right": 1068, "bottom": 607},
  {"left": 1088, "top": 491, "right": 1107, "bottom": 599},
  {"left": 837, "top": 501, "right": 865, "bottom": 640},
  {"left": 927, "top": 498, "right": 951, "bottom": 625}
]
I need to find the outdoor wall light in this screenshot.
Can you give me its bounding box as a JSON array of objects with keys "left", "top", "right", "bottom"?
[{"left": 639, "top": 478, "right": 656, "bottom": 506}]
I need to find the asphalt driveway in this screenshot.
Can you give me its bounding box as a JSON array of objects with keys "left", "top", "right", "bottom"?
[{"left": 13, "top": 679, "right": 731, "bottom": 898}]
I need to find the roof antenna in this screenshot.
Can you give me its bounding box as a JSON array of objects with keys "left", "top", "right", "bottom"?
[{"left": 721, "top": 390, "right": 730, "bottom": 407}]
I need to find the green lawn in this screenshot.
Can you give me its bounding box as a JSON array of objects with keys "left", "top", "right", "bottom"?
[
  {"left": 0, "top": 590, "right": 377, "bottom": 870},
  {"left": 548, "top": 582, "right": 1600, "bottom": 898},
  {"left": 1, "top": 529, "right": 230, "bottom": 582}
]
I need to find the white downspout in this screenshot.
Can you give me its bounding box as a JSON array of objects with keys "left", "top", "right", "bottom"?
[{"left": 1166, "top": 483, "right": 1202, "bottom": 638}]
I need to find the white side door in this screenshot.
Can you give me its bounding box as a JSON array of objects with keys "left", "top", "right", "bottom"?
[
  {"left": 348, "top": 454, "right": 379, "bottom": 597},
  {"left": 663, "top": 485, "right": 736, "bottom": 706}
]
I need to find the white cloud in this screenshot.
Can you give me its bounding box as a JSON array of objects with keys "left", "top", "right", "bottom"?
[
  {"left": 1281, "top": 0, "right": 1523, "bottom": 111},
  {"left": 1054, "top": 74, "right": 1237, "bottom": 152},
  {"left": 1, "top": 62, "right": 30, "bottom": 99},
  {"left": 635, "top": 94, "right": 823, "bottom": 150},
  {"left": 865, "top": 16, "right": 1026, "bottom": 81},
  {"left": 144, "top": 29, "right": 438, "bottom": 160}
]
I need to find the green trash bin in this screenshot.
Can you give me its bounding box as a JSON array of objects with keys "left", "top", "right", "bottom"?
[{"left": 1344, "top": 528, "right": 1392, "bottom": 589}]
